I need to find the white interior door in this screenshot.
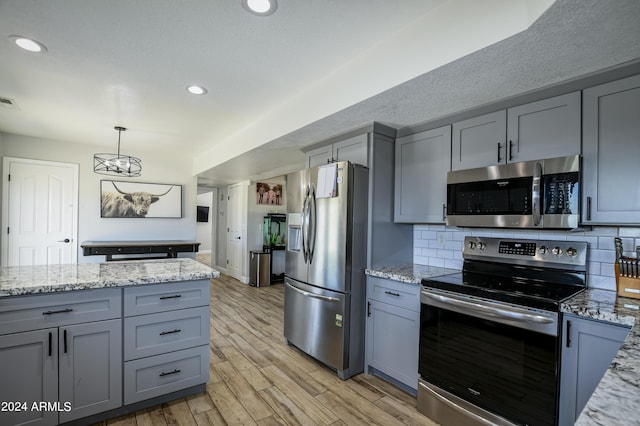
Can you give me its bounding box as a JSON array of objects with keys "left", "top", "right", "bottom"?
[
  {"left": 226, "top": 183, "right": 244, "bottom": 281},
  {"left": 2, "top": 157, "right": 79, "bottom": 266}
]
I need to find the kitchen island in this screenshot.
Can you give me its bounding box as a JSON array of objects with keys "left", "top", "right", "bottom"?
[{"left": 0, "top": 258, "right": 218, "bottom": 426}]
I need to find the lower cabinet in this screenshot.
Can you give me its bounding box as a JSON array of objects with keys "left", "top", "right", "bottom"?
[
  {"left": 365, "top": 277, "right": 420, "bottom": 393},
  {"left": 559, "top": 314, "right": 631, "bottom": 426},
  {"left": 0, "top": 318, "right": 122, "bottom": 426}
]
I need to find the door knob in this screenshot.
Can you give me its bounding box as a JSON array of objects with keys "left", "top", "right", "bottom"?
[
  {"left": 236, "top": 237, "right": 241, "bottom": 240},
  {"left": 58, "top": 238, "right": 71, "bottom": 243}
]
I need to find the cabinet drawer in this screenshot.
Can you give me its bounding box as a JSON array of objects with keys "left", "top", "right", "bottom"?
[
  {"left": 123, "top": 280, "right": 210, "bottom": 316},
  {"left": 124, "top": 306, "right": 210, "bottom": 360},
  {"left": 124, "top": 345, "right": 210, "bottom": 405},
  {"left": 0, "top": 288, "right": 122, "bottom": 335},
  {"left": 367, "top": 277, "right": 420, "bottom": 311}
]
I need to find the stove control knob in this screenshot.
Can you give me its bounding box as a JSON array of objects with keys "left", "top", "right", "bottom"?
[
  {"left": 478, "top": 242, "right": 486, "bottom": 250},
  {"left": 566, "top": 247, "right": 578, "bottom": 257},
  {"left": 468, "top": 241, "right": 476, "bottom": 250},
  {"left": 539, "top": 245, "right": 548, "bottom": 255},
  {"left": 552, "top": 246, "right": 563, "bottom": 256}
]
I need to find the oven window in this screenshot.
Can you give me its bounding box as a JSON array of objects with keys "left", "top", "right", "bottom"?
[{"left": 419, "top": 304, "right": 558, "bottom": 425}]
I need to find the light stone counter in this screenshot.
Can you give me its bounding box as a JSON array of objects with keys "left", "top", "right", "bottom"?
[
  {"left": 365, "top": 264, "right": 459, "bottom": 284},
  {"left": 562, "top": 289, "right": 640, "bottom": 426},
  {"left": 0, "top": 258, "right": 219, "bottom": 297}
]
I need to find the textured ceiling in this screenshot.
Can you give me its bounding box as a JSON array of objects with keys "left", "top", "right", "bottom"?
[{"left": 1, "top": 0, "right": 638, "bottom": 187}]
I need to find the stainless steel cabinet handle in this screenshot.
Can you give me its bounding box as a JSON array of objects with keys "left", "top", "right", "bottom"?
[
  {"left": 42, "top": 308, "right": 73, "bottom": 315},
  {"left": 286, "top": 281, "right": 340, "bottom": 303},
  {"left": 532, "top": 161, "right": 542, "bottom": 227},
  {"left": 159, "top": 329, "right": 182, "bottom": 336},
  {"left": 159, "top": 369, "right": 181, "bottom": 377},
  {"left": 586, "top": 196, "right": 592, "bottom": 221}
]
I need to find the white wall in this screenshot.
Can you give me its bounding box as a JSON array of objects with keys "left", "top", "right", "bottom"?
[
  {"left": 1, "top": 132, "right": 197, "bottom": 263},
  {"left": 196, "top": 191, "right": 214, "bottom": 252},
  {"left": 413, "top": 225, "right": 640, "bottom": 291}
]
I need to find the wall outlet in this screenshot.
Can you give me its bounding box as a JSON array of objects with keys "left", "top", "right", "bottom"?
[{"left": 438, "top": 234, "right": 445, "bottom": 246}]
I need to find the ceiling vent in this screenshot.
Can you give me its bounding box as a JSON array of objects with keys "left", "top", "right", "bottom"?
[{"left": 0, "top": 97, "right": 19, "bottom": 110}]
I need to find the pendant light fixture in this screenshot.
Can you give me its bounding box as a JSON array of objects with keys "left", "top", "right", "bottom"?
[{"left": 93, "top": 126, "right": 142, "bottom": 177}]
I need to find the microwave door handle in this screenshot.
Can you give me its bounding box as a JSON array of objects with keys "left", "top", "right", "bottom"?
[{"left": 532, "top": 162, "right": 542, "bottom": 226}]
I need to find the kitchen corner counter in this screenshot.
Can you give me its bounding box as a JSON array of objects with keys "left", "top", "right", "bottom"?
[
  {"left": 365, "top": 264, "right": 459, "bottom": 284},
  {"left": 0, "top": 258, "right": 219, "bottom": 297},
  {"left": 562, "top": 289, "right": 640, "bottom": 425}
]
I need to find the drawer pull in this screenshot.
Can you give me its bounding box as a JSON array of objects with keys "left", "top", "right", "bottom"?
[
  {"left": 159, "top": 295, "right": 182, "bottom": 300},
  {"left": 159, "top": 329, "right": 182, "bottom": 336},
  {"left": 384, "top": 291, "right": 400, "bottom": 297},
  {"left": 159, "top": 369, "right": 181, "bottom": 377},
  {"left": 42, "top": 308, "right": 73, "bottom": 315}
]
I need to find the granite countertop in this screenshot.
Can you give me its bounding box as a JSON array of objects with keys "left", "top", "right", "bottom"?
[
  {"left": 562, "top": 289, "right": 640, "bottom": 426},
  {"left": 0, "top": 258, "right": 219, "bottom": 297},
  {"left": 365, "top": 264, "right": 459, "bottom": 284}
]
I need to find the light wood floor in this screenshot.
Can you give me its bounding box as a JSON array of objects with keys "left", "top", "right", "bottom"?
[{"left": 95, "top": 274, "right": 437, "bottom": 425}]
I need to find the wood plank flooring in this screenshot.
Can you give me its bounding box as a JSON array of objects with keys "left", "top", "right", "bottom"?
[{"left": 95, "top": 274, "right": 437, "bottom": 426}]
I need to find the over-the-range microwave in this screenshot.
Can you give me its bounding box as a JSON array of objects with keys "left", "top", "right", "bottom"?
[{"left": 446, "top": 154, "right": 580, "bottom": 229}]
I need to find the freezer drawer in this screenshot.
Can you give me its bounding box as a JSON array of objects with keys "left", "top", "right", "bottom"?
[{"left": 284, "top": 277, "right": 348, "bottom": 372}]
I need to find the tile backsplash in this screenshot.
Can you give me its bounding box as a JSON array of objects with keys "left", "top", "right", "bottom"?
[{"left": 413, "top": 225, "right": 640, "bottom": 292}]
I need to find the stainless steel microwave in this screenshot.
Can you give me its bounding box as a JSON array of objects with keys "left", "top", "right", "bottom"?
[{"left": 446, "top": 155, "right": 580, "bottom": 229}]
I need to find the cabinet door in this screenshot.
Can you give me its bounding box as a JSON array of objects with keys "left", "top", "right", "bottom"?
[
  {"left": 507, "top": 91, "right": 581, "bottom": 163},
  {"left": 58, "top": 319, "right": 122, "bottom": 423},
  {"left": 559, "top": 315, "right": 630, "bottom": 426},
  {"left": 394, "top": 125, "right": 451, "bottom": 223},
  {"left": 366, "top": 300, "right": 419, "bottom": 390},
  {"left": 451, "top": 110, "right": 506, "bottom": 170},
  {"left": 333, "top": 134, "right": 368, "bottom": 166},
  {"left": 582, "top": 74, "right": 640, "bottom": 224},
  {"left": 306, "top": 145, "right": 332, "bottom": 168},
  {"left": 0, "top": 329, "right": 58, "bottom": 426}
]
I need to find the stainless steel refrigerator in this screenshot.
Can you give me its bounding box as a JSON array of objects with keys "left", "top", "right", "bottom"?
[{"left": 284, "top": 161, "right": 368, "bottom": 380}]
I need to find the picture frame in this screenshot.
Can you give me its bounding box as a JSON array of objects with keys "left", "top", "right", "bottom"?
[
  {"left": 256, "top": 182, "right": 284, "bottom": 206},
  {"left": 100, "top": 180, "right": 182, "bottom": 218}
]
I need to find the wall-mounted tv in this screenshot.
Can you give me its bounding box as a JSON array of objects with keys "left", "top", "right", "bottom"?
[{"left": 196, "top": 205, "right": 209, "bottom": 222}]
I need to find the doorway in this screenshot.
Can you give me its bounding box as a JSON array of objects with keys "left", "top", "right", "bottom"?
[{"left": 1, "top": 157, "right": 79, "bottom": 266}]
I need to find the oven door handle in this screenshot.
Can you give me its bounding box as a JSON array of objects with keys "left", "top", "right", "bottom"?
[
  {"left": 532, "top": 161, "right": 542, "bottom": 227},
  {"left": 421, "top": 290, "right": 557, "bottom": 333}
]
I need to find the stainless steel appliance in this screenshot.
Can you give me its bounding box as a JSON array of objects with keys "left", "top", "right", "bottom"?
[
  {"left": 418, "top": 236, "right": 588, "bottom": 426},
  {"left": 284, "top": 161, "right": 368, "bottom": 380},
  {"left": 446, "top": 155, "right": 580, "bottom": 229}
]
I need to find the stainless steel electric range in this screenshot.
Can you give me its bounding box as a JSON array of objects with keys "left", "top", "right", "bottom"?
[{"left": 418, "top": 236, "right": 588, "bottom": 426}]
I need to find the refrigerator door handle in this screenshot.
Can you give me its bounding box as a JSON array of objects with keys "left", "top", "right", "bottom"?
[
  {"left": 286, "top": 280, "right": 340, "bottom": 303},
  {"left": 308, "top": 184, "right": 317, "bottom": 264},
  {"left": 301, "top": 186, "right": 309, "bottom": 262}
]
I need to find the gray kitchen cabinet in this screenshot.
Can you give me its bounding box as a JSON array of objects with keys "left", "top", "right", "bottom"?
[
  {"left": 58, "top": 319, "right": 122, "bottom": 423},
  {"left": 123, "top": 281, "right": 210, "bottom": 405},
  {"left": 365, "top": 276, "right": 420, "bottom": 393},
  {"left": 0, "top": 289, "right": 123, "bottom": 426},
  {"left": 582, "top": 74, "right": 640, "bottom": 225},
  {"left": 305, "top": 133, "right": 368, "bottom": 167},
  {"left": 559, "top": 314, "right": 630, "bottom": 426},
  {"left": 451, "top": 92, "right": 580, "bottom": 170},
  {"left": 394, "top": 125, "right": 451, "bottom": 223},
  {"left": 0, "top": 328, "right": 58, "bottom": 426}
]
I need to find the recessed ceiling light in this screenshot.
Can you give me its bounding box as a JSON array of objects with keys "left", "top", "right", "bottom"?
[
  {"left": 187, "top": 85, "right": 208, "bottom": 95},
  {"left": 242, "top": 0, "right": 277, "bottom": 16},
  {"left": 10, "top": 35, "right": 47, "bottom": 53}
]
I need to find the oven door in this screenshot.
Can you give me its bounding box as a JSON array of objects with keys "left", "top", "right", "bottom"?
[{"left": 418, "top": 288, "right": 560, "bottom": 426}]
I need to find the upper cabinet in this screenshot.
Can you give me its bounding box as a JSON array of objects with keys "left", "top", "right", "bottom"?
[
  {"left": 582, "top": 74, "right": 640, "bottom": 225},
  {"left": 306, "top": 134, "right": 369, "bottom": 168},
  {"left": 451, "top": 92, "right": 581, "bottom": 170},
  {"left": 394, "top": 125, "right": 451, "bottom": 223}
]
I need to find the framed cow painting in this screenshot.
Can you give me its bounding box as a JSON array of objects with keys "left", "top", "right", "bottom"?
[{"left": 100, "top": 180, "right": 182, "bottom": 218}]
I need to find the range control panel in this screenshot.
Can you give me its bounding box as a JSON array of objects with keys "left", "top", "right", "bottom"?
[{"left": 463, "top": 236, "right": 588, "bottom": 270}]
